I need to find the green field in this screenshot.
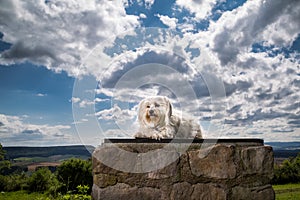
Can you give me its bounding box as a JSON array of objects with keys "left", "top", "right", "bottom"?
[
  {"left": 274, "top": 183, "right": 300, "bottom": 200},
  {"left": 13, "top": 154, "right": 90, "bottom": 163},
  {"left": 0, "top": 191, "right": 49, "bottom": 200}
]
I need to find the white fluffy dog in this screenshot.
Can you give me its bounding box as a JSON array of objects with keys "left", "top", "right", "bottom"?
[{"left": 134, "top": 96, "right": 202, "bottom": 140}]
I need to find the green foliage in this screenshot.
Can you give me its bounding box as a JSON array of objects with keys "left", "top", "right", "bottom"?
[
  {"left": 28, "top": 168, "right": 59, "bottom": 193},
  {"left": 0, "top": 190, "right": 49, "bottom": 200},
  {"left": 77, "top": 185, "right": 90, "bottom": 195},
  {"left": 0, "top": 143, "right": 10, "bottom": 174},
  {"left": 0, "top": 143, "right": 5, "bottom": 161},
  {"left": 273, "top": 153, "right": 300, "bottom": 184},
  {"left": 0, "top": 172, "right": 28, "bottom": 191},
  {"left": 0, "top": 155, "right": 93, "bottom": 199},
  {"left": 57, "top": 185, "right": 91, "bottom": 200},
  {"left": 56, "top": 158, "right": 92, "bottom": 193}
]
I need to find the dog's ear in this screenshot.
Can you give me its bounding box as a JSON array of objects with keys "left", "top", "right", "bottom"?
[
  {"left": 164, "top": 97, "right": 172, "bottom": 117},
  {"left": 138, "top": 99, "right": 146, "bottom": 122}
]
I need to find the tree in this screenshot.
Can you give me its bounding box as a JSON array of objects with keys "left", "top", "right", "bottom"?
[
  {"left": 0, "top": 143, "right": 10, "bottom": 174},
  {"left": 56, "top": 158, "right": 92, "bottom": 193},
  {"left": 273, "top": 153, "right": 300, "bottom": 184},
  {"left": 28, "top": 167, "right": 59, "bottom": 192}
]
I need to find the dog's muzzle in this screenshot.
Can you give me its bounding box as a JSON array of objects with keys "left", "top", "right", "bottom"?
[{"left": 149, "top": 109, "right": 155, "bottom": 116}]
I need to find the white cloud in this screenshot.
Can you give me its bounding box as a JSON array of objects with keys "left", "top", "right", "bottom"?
[
  {"left": 71, "top": 97, "right": 109, "bottom": 108},
  {"left": 139, "top": 13, "right": 147, "bottom": 19},
  {"left": 70, "top": 97, "right": 81, "bottom": 104},
  {"left": 0, "top": 0, "right": 140, "bottom": 77},
  {"left": 206, "top": 0, "right": 300, "bottom": 65},
  {"left": 95, "top": 104, "right": 138, "bottom": 137},
  {"left": 156, "top": 14, "right": 178, "bottom": 29},
  {"left": 96, "top": 104, "right": 136, "bottom": 123},
  {"left": 175, "top": 0, "right": 221, "bottom": 20},
  {"left": 36, "top": 93, "right": 46, "bottom": 97},
  {"left": 79, "top": 99, "right": 95, "bottom": 108},
  {"left": 0, "top": 113, "right": 75, "bottom": 146},
  {"left": 95, "top": 98, "right": 110, "bottom": 103}
]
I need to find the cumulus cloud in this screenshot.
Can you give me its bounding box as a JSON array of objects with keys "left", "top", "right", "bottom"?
[
  {"left": 0, "top": 0, "right": 140, "bottom": 76},
  {"left": 70, "top": 97, "right": 81, "bottom": 104},
  {"left": 36, "top": 93, "right": 47, "bottom": 97},
  {"left": 0, "top": 113, "right": 76, "bottom": 146},
  {"left": 169, "top": 0, "right": 299, "bottom": 141},
  {"left": 208, "top": 0, "right": 300, "bottom": 65},
  {"left": 175, "top": 0, "right": 221, "bottom": 20},
  {"left": 139, "top": 13, "right": 147, "bottom": 19},
  {"left": 94, "top": 104, "right": 138, "bottom": 138},
  {"left": 91, "top": 27, "right": 299, "bottom": 142},
  {"left": 156, "top": 14, "right": 178, "bottom": 29},
  {"left": 96, "top": 104, "right": 136, "bottom": 123}
]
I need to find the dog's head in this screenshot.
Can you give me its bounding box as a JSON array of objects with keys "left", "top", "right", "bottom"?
[{"left": 138, "top": 96, "right": 172, "bottom": 128}]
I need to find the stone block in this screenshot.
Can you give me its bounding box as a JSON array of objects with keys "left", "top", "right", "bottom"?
[
  {"left": 92, "top": 183, "right": 162, "bottom": 200},
  {"left": 191, "top": 183, "right": 227, "bottom": 200},
  {"left": 170, "top": 182, "right": 193, "bottom": 200},
  {"left": 241, "top": 146, "right": 274, "bottom": 179},
  {"left": 231, "top": 185, "right": 275, "bottom": 200},
  {"left": 188, "top": 144, "right": 237, "bottom": 179},
  {"left": 92, "top": 139, "right": 274, "bottom": 200},
  {"left": 93, "top": 174, "right": 117, "bottom": 188},
  {"left": 92, "top": 145, "right": 141, "bottom": 173}
]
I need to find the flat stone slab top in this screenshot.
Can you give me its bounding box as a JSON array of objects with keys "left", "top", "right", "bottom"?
[{"left": 104, "top": 138, "right": 264, "bottom": 144}]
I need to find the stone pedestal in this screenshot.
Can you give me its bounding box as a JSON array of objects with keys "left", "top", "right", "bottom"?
[{"left": 92, "top": 139, "right": 275, "bottom": 200}]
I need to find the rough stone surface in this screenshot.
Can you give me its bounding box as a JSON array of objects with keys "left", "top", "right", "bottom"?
[
  {"left": 92, "top": 183, "right": 162, "bottom": 200},
  {"left": 92, "top": 140, "right": 274, "bottom": 200},
  {"left": 191, "top": 183, "right": 227, "bottom": 200},
  {"left": 188, "top": 144, "right": 237, "bottom": 179},
  {"left": 241, "top": 146, "right": 274, "bottom": 179},
  {"left": 170, "top": 182, "right": 193, "bottom": 200},
  {"left": 93, "top": 174, "right": 117, "bottom": 188},
  {"left": 231, "top": 185, "right": 275, "bottom": 200}
]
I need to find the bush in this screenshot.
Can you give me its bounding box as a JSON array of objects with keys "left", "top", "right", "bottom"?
[
  {"left": 273, "top": 153, "right": 300, "bottom": 184},
  {"left": 0, "top": 173, "right": 28, "bottom": 191},
  {"left": 58, "top": 185, "right": 91, "bottom": 200},
  {"left": 28, "top": 167, "right": 59, "bottom": 192},
  {"left": 56, "top": 158, "right": 92, "bottom": 193}
]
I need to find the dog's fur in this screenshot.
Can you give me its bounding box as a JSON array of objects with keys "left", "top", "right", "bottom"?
[{"left": 134, "top": 96, "right": 202, "bottom": 140}]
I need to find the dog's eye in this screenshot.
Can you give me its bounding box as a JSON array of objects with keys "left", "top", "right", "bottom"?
[
  {"left": 146, "top": 105, "right": 150, "bottom": 108},
  {"left": 155, "top": 104, "right": 160, "bottom": 107}
]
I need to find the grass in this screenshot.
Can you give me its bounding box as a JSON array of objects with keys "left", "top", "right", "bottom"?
[
  {"left": 0, "top": 191, "right": 49, "bottom": 200},
  {"left": 273, "top": 183, "right": 300, "bottom": 200}
]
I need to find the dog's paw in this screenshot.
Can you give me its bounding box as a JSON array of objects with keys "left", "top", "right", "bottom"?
[
  {"left": 134, "top": 132, "right": 145, "bottom": 138},
  {"left": 150, "top": 133, "right": 164, "bottom": 140}
]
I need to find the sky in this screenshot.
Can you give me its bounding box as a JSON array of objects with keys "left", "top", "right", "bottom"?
[{"left": 0, "top": 0, "right": 299, "bottom": 146}]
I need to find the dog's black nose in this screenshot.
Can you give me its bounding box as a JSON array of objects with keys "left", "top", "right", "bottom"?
[{"left": 149, "top": 110, "right": 154, "bottom": 115}]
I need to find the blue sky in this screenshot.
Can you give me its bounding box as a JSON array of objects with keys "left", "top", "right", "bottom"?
[{"left": 0, "top": 0, "right": 299, "bottom": 146}]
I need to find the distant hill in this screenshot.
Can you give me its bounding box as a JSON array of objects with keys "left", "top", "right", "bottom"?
[
  {"left": 266, "top": 142, "right": 300, "bottom": 158},
  {"left": 3, "top": 145, "right": 95, "bottom": 160},
  {"left": 3, "top": 142, "right": 299, "bottom": 160}
]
